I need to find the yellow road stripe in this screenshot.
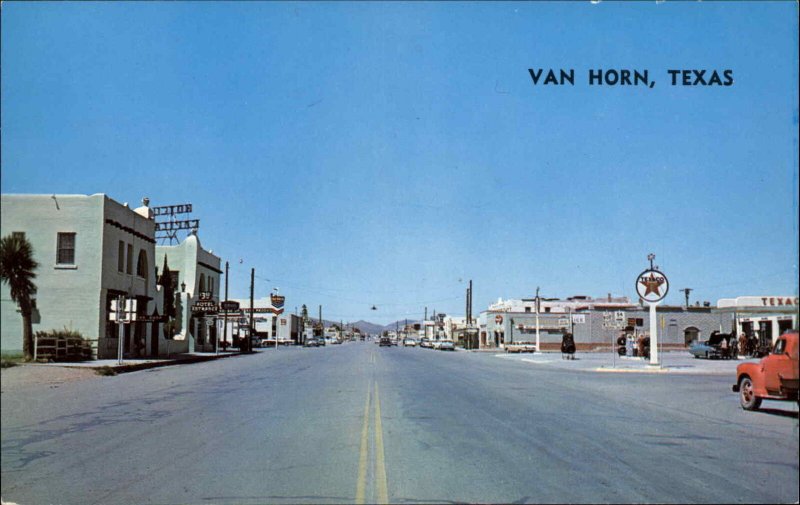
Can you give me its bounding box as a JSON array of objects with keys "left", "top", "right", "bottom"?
[
  {"left": 355, "top": 381, "right": 371, "bottom": 504},
  {"left": 374, "top": 383, "right": 389, "bottom": 504}
]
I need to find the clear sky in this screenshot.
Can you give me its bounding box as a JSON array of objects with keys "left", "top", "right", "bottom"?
[{"left": 2, "top": 2, "right": 798, "bottom": 324}]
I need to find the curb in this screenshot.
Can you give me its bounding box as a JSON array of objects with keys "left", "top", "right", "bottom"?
[{"left": 63, "top": 352, "right": 248, "bottom": 374}]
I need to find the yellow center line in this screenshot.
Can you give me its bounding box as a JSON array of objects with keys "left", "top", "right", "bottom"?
[
  {"left": 374, "top": 382, "right": 389, "bottom": 505},
  {"left": 355, "top": 381, "right": 371, "bottom": 504}
]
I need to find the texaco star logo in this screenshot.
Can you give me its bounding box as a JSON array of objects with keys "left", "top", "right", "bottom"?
[{"left": 636, "top": 269, "right": 669, "bottom": 303}]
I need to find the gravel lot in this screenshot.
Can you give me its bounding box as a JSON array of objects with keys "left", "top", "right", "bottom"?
[{"left": 1, "top": 365, "right": 100, "bottom": 394}]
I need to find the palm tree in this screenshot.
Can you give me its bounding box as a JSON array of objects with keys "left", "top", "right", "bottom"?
[{"left": 0, "top": 234, "right": 39, "bottom": 361}]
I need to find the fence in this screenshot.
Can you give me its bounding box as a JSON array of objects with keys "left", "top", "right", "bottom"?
[{"left": 34, "top": 335, "right": 97, "bottom": 362}]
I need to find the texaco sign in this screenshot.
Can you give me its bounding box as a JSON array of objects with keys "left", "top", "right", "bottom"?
[{"left": 636, "top": 269, "right": 669, "bottom": 303}]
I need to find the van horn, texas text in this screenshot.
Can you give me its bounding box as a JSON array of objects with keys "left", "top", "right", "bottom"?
[{"left": 528, "top": 68, "right": 734, "bottom": 88}]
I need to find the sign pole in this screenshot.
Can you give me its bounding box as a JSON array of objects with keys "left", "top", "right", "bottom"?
[
  {"left": 535, "top": 287, "right": 541, "bottom": 352},
  {"left": 222, "top": 261, "right": 228, "bottom": 353},
  {"left": 117, "top": 294, "right": 125, "bottom": 365},
  {"left": 649, "top": 302, "right": 659, "bottom": 366}
]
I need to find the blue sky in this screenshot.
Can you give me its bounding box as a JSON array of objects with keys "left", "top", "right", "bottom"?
[{"left": 2, "top": 2, "right": 798, "bottom": 324}]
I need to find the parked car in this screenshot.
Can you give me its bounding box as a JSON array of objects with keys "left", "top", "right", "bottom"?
[
  {"left": 689, "top": 331, "right": 734, "bottom": 359},
  {"left": 403, "top": 338, "right": 418, "bottom": 347},
  {"left": 733, "top": 331, "right": 799, "bottom": 411},
  {"left": 379, "top": 337, "right": 392, "bottom": 347},
  {"left": 419, "top": 338, "right": 433, "bottom": 349},
  {"left": 303, "top": 338, "right": 319, "bottom": 347},
  {"left": 438, "top": 340, "right": 455, "bottom": 351},
  {"left": 505, "top": 342, "right": 536, "bottom": 353}
]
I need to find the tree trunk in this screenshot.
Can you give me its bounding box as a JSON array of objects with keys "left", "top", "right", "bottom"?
[{"left": 20, "top": 298, "right": 34, "bottom": 361}]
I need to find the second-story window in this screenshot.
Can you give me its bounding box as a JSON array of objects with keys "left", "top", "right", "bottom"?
[
  {"left": 136, "top": 250, "right": 148, "bottom": 278},
  {"left": 118, "top": 241, "right": 125, "bottom": 272},
  {"left": 56, "top": 232, "right": 76, "bottom": 265},
  {"left": 126, "top": 243, "right": 133, "bottom": 274}
]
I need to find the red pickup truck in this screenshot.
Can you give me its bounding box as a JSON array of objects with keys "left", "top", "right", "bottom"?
[{"left": 733, "top": 331, "right": 799, "bottom": 411}]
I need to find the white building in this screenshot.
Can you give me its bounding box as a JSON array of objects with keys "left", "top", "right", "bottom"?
[
  {"left": 716, "top": 295, "right": 798, "bottom": 345},
  {"left": 221, "top": 295, "right": 295, "bottom": 346},
  {"left": 1, "top": 194, "right": 165, "bottom": 359},
  {"left": 155, "top": 231, "right": 221, "bottom": 353}
]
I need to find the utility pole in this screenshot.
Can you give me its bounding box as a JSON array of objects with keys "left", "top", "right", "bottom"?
[
  {"left": 221, "top": 261, "right": 228, "bottom": 355},
  {"left": 248, "top": 268, "right": 254, "bottom": 353},
  {"left": 319, "top": 305, "right": 322, "bottom": 338},
  {"left": 535, "top": 286, "right": 541, "bottom": 353},
  {"left": 468, "top": 280, "right": 473, "bottom": 325},
  {"left": 680, "top": 288, "right": 693, "bottom": 308}
]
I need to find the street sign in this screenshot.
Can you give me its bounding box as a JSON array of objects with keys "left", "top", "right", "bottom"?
[
  {"left": 220, "top": 300, "right": 240, "bottom": 311},
  {"left": 615, "top": 311, "right": 625, "bottom": 322},
  {"left": 111, "top": 299, "right": 137, "bottom": 313}
]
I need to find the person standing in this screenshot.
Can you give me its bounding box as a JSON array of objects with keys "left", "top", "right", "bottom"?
[{"left": 738, "top": 333, "right": 748, "bottom": 358}]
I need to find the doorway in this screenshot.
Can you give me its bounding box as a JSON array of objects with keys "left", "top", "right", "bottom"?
[{"left": 684, "top": 327, "right": 699, "bottom": 346}]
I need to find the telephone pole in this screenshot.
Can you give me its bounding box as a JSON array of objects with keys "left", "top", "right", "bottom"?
[
  {"left": 680, "top": 288, "right": 693, "bottom": 308},
  {"left": 221, "top": 260, "right": 229, "bottom": 354},
  {"left": 248, "top": 267, "right": 255, "bottom": 353}
]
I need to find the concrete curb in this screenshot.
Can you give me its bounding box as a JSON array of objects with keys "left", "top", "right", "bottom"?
[{"left": 56, "top": 352, "right": 249, "bottom": 374}]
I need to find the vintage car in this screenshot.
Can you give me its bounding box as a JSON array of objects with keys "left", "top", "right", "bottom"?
[
  {"left": 689, "top": 331, "right": 734, "bottom": 359},
  {"left": 505, "top": 342, "right": 536, "bottom": 353},
  {"left": 438, "top": 340, "right": 455, "bottom": 351},
  {"left": 732, "top": 331, "right": 799, "bottom": 411}
]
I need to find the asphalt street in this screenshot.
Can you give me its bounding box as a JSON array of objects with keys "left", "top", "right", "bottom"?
[{"left": 2, "top": 342, "right": 798, "bottom": 504}]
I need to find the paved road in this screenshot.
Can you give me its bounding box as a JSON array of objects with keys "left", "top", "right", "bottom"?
[{"left": 2, "top": 342, "right": 798, "bottom": 504}]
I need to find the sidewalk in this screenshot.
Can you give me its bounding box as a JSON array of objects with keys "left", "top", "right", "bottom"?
[
  {"left": 493, "top": 350, "right": 758, "bottom": 375},
  {"left": 23, "top": 350, "right": 247, "bottom": 374}
]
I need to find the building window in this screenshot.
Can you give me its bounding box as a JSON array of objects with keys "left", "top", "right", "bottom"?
[
  {"left": 126, "top": 243, "right": 133, "bottom": 274},
  {"left": 136, "top": 250, "right": 147, "bottom": 278},
  {"left": 12, "top": 231, "right": 25, "bottom": 239},
  {"left": 199, "top": 273, "right": 206, "bottom": 293},
  {"left": 525, "top": 307, "right": 531, "bottom": 313},
  {"left": 118, "top": 241, "right": 125, "bottom": 272},
  {"left": 56, "top": 232, "right": 76, "bottom": 265}
]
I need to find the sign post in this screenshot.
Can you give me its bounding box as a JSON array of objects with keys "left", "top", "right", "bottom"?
[
  {"left": 635, "top": 254, "right": 669, "bottom": 367},
  {"left": 110, "top": 296, "right": 137, "bottom": 365}
]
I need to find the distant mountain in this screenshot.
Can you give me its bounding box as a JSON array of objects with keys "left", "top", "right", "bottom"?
[
  {"left": 382, "top": 320, "right": 421, "bottom": 333},
  {"left": 349, "top": 320, "right": 384, "bottom": 335}
]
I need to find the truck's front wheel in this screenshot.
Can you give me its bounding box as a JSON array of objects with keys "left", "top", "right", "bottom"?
[{"left": 739, "top": 377, "right": 762, "bottom": 411}]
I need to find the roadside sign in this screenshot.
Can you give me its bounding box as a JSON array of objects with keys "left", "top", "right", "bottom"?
[
  {"left": 636, "top": 269, "right": 669, "bottom": 303},
  {"left": 199, "top": 291, "right": 213, "bottom": 301},
  {"left": 111, "top": 299, "right": 137, "bottom": 313},
  {"left": 191, "top": 300, "right": 218, "bottom": 314},
  {"left": 220, "top": 300, "right": 240, "bottom": 311},
  {"left": 615, "top": 311, "right": 625, "bottom": 322}
]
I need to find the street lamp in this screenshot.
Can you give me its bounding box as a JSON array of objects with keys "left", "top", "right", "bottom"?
[{"left": 181, "top": 281, "right": 186, "bottom": 293}]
